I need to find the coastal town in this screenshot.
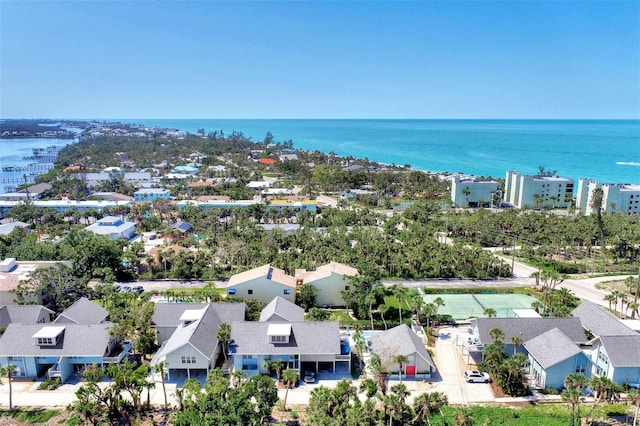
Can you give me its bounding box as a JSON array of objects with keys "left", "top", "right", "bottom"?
[{"left": 0, "top": 118, "right": 639, "bottom": 425}]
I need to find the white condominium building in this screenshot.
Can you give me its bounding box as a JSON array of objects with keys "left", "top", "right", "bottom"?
[
  {"left": 504, "top": 171, "right": 574, "bottom": 209},
  {"left": 451, "top": 176, "right": 501, "bottom": 208},
  {"left": 576, "top": 179, "right": 640, "bottom": 216}
]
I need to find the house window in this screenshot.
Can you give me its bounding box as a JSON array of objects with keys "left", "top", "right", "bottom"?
[
  {"left": 181, "top": 356, "right": 196, "bottom": 364},
  {"left": 283, "top": 289, "right": 290, "bottom": 295},
  {"left": 37, "top": 337, "right": 53, "bottom": 345},
  {"left": 344, "top": 286, "right": 350, "bottom": 291},
  {"left": 575, "top": 365, "right": 586, "bottom": 373},
  {"left": 227, "top": 288, "right": 236, "bottom": 295},
  {"left": 270, "top": 335, "right": 288, "bottom": 344},
  {"left": 8, "top": 357, "right": 23, "bottom": 362},
  {"left": 248, "top": 289, "right": 253, "bottom": 295}
]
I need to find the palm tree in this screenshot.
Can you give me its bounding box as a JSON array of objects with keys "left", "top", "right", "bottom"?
[
  {"left": 409, "top": 294, "right": 425, "bottom": 325},
  {"left": 455, "top": 408, "right": 475, "bottom": 426},
  {"left": 462, "top": 187, "right": 471, "bottom": 207},
  {"left": 0, "top": 364, "right": 16, "bottom": 412},
  {"left": 510, "top": 336, "right": 523, "bottom": 355},
  {"left": 392, "top": 354, "right": 409, "bottom": 385},
  {"left": 281, "top": 369, "right": 299, "bottom": 411},
  {"left": 483, "top": 307, "right": 497, "bottom": 318},
  {"left": 412, "top": 391, "right": 448, "bottom": 426},
  {"left": 489, "top": 327, "right": 505, "bottom": 342},
  {"left": 628, "top": 301, "right": 640, "bottom": 320},
  {"left": 391, "top": 383, "right": 409, "bottom": 403},
  {"left": 423, "top": 303, "right": 438, "bottom": 331},
  {"left": 563, "top": 373, "right": 588, "bottom": 426},
  {"left": 264, "top": 359, "right": 284, "bottom": 382},
  {"left": 627, "top": 388, "right": 640, "bottom": 426},
  {"left": 604, "top": 293, "right": 617, "bottom": 311},
  {"left": 586, "top": 376, "right": 622, "bottom": 424},
  {"left": 383, "top": 393, "right": 404, "bottom": 426},
  {"left": 153, "top": 361, "right": 169, "bottom": 413},
  {"left": 353, "top": 330, "right": 367, "bottom": 373},
  {"left": 216, "top": 322, "right": 231, "bottom": 362},
  {"left": 433, "top": 297, "right": 445, "bottom": 311},
  {"left": 379, "top": 304, "right": 389, "bottom": 330},
  {"left": 392, "top": 285, "right": 409, "bottom": 324}
]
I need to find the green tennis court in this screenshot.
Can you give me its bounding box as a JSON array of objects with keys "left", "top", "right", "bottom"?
[{"left": 422, "top": 293, "right": 538, "bottom": 320}]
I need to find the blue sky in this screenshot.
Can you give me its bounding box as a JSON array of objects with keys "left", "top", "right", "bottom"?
[{"left": 1, "top": 1, "right": 639, "bottom": 119}]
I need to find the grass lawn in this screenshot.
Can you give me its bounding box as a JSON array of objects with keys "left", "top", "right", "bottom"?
[
  {"left": 328, "top": 309, "right": 362, "bottom": 327},
  {"left": 435, "top": 404, "right": 571, "bottom": 426},
  {"left": 383, "top": 295, "right": 412, "bottom": 310},
  {"left": 0, "top": 408, "right": 61, "bottom": 424}
]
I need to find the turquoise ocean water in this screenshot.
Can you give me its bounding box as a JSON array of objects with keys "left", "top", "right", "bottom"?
[{"left": 121, "top": 119, "right": 640, "bottom": 184}]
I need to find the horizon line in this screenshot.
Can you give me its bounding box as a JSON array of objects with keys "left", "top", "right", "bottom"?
[{"left": 3, "top": 117, "right": 640, "bottom": 121}]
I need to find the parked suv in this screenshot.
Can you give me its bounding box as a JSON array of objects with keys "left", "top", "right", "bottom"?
[{"left": 464, "top": 370, "right": 491, "bottom": 383}]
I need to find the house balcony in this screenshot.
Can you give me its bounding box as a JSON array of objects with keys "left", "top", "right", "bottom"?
[{"left": 103, "top": 341, "right": 133, "bottom": 364}]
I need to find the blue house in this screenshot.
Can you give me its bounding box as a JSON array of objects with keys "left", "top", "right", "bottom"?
[
  {"left": 134, "top": 188, "right": 171, "bottom": 202},
  {"left": 0, "top": 297, "right": 131, "bottom": 382},
  {"left": 524, "top": 328, "right": 591, "bottom": 389},
  {"left": 589, "top": 335, "right": 640, "bottom": 387}
]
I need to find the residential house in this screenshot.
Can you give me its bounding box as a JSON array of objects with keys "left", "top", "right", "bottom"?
[
  {"left": 267, "top": 199, "right": 317, "bottom": 213},
  {"left": 150, "top": 303, "right": 246, "bottom": 380},
  {"left": 133, "top": 188, "right": 171, "bottom": 202},
  {"left": 0, "top": 221, "right": 30, "bottom": 236},
  {"left": 257, "top": 224, "right": 301, "bottom": 236},
  {"left": 0, "top": 322, "right": 129, "bottom": 382},
  {"left": 230, "top": 320, "right": 348, "bottom": 378},
  {"left": 226, "top": 265, "right": 297, "bottom": 303},
  {"left": 0, "top": 304, "right": 55, "bottom": 329},
  {"left": 0, "top": 259, "right": 73, "bottom": 305},
  {"left": 367, "top": 324, "right": 436, "bottom": 380},
  {"left": 91, "top": 192, "right": 134, "bottom": 202},
  {"left": 572, "top": 301, "right": 640, "bottom": 386},
  {"left": 469, "top": 317, "right": 588, "bottom": 355},
  {"left": 54, "top": 297, "right": 108, "bottom": 324},
  {"left": 247, "top": 181, "right": 273, "bottom": 190},
  {"left": 296, "top": 262, "right": 358, "bottom": 307},
  {"left": 170, "top": 221, "right": 193, "bottom": 235},
  {"left": 588, "top": 335, "right": 640, "bottom": 386},
  {"left": 571, "top": 300, "right": 637, "bottom": 338},
  {"left": 259, "top": 296, "right": 305, "bottom": 323},
  {"left": 85, "top": 216, "right": 136, "bottom": 240},
  {"left": 523, "top": 328, "right": 591, "bottom": 389}
]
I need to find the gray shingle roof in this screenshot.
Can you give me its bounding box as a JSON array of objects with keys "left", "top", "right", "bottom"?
[
  {"left": 150, "top": 303, "right": 246, "bottom": 366},
  {"left": 54, "top": 297, "right": 108, "bottom": 324},
  {"left": 259, "top": 296, "right": 305, "bottom": 322},
  {"left": 571, "top": 300, "right": 636, "bottom": 337},
  {"left": 598, "top": 335, "right": 640, "bottom": 367},
  {"left": 152, "top": 302, "right": 246, "bottom": 327},
  {"left": 368, "top": 324, "right": 435, "bottom": 369},
  {"left": 0, "top": 305, "right": 54, "bottom": 328},
  {"left": 523, "top": 328, "right": 582, "bottom": 369},
  {"left": 230, "top": 321, "right": 341, "bottom": 356},
  {"left": 475, "top": 317, "right": 587, "bottom": 344},
  {"left": 0, "top": 323, "right": 112, "bottom": 357}
]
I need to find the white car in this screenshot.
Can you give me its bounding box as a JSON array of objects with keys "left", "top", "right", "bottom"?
[{"left": 464, "top": 370, "right": 491, "bottom": 383}]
